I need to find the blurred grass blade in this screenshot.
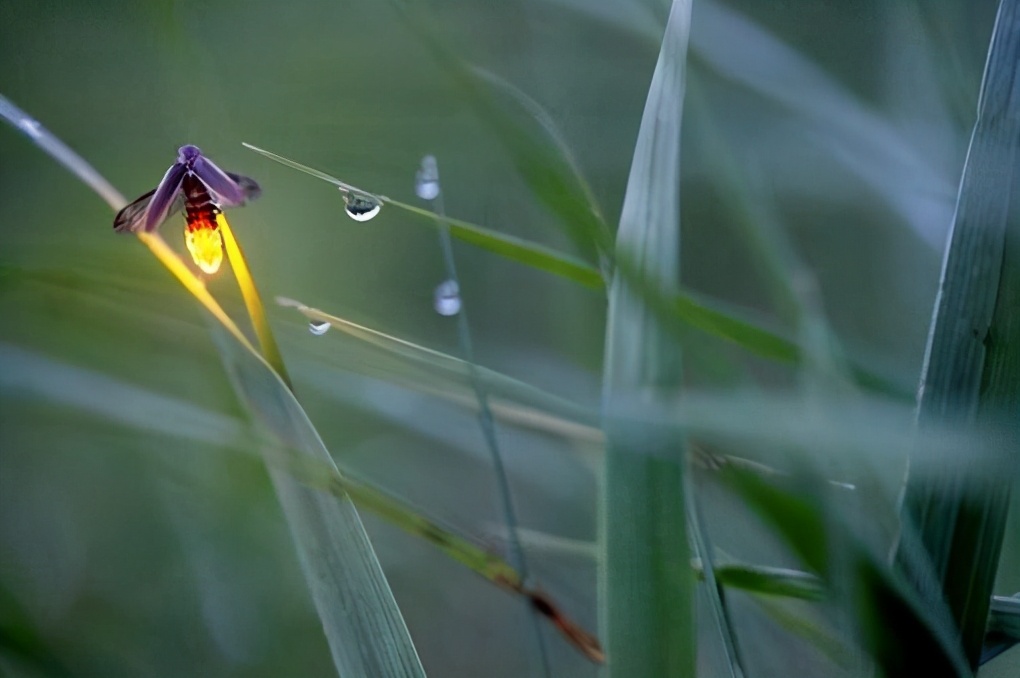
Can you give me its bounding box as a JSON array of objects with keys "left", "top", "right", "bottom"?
[
  {"left": 385, "top": 0, "right": 615, "bottom": 271},
  {"left": 424, "top": 157, "right": 551, "bottom": 674},
  {"left": 719, "top": 464, "right": 972, "bottom": 676},
  {"left": 206, "top": 322, "right": 426, "bottom": 677},
  {"left": 469, "top": 66, "right": 608, "bottom": 231},
  {"left": 700, "top": 561, "right": 825, "bottom": 602},
  {"left": 1, "top": 104, "right": 426, "bottom": 677},
  {"left": 276, "top": 296, "right": 598, "bottom": 431},
  {"left": 687, "top": 488, "right": 745, "bottom": 677},
  {"left": 600, "top": 2, "right": 694, "bottom": 676},
  {"left": 690, "top": 0, "right": 956, "bottom": 250},
  {"left": 895, "top": 1, "right": 1020, "bottom": 669},
  {"left": 242, "top": 142, "right": 603, "bottom": 288},
  {"left": 744, "top": 595, "right": 854, "bottom": 669},
  {"left": 238, "top": 148, "right": 906, "bottom": 389},
  {"left": 0, "top": 93, "right": 124, "bottom": 209}
]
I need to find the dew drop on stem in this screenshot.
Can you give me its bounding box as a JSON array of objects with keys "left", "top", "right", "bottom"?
[
  {"left": 308, "top": 320, "right": 331, "bottom": 335},
  {"left": 415, "top": 155, "right": 440, "bottom": 201},
  {"left": 342, "top": 190, "right": 381, "bottom": 222},
  {"left": 433, "top": 279, "right": 461, "bottom": 316}
]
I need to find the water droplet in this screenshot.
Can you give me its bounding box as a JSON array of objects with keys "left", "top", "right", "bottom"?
[
  {"left": 433, "top": 279, "right": 461, "bottom": 316},
  {"left": 342, "top": 190, "right": 381, "bottom": 222},
  {"left": 415, "top": 155, "right": 440, "bottom": 201},
  {"left": 308, "top": 320, "right": 331, "bottom": 335}
]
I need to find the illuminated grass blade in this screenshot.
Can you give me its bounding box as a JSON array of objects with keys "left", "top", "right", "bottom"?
[
  {"left": 895, "top": 1, "right": 1020, "bottom": 669},
  {"left": 599, "top": 3, "right": 696, "bottom": 676},
  {"left": 219, "top": 214, "right": 290, "bottom": 385},
  {"left": 242, "top": 142, "right": 603, "bottom": 288},
  {"left": 1, "top": 100, "right": 425, "bottom": 678}
]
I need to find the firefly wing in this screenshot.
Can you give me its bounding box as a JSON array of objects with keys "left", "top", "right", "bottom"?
[
  {"left": 192, "top": 154, "right": 246, "bottom": 206},
  {"left": 224, "top": 172, "right": 262, "bottom": 206},
  {"left": 143, "top": 161, "right": 188, "bottom": 232},
  {"left": 113, "top": 188, "right": 185, "bottom": 233}
]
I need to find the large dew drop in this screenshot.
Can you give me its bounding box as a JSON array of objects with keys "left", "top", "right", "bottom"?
[
  {"left": 342, "top": 190, "right": 381, "bottom": 222},
  {"left": 308, "top": 320, "right": 331, "bottom": 335},
  {"left": 415, "top": 155, "right": 440, "bottom": 201},
  {"left": 433, "top": 279, "right": 461, "bottom": 316}
]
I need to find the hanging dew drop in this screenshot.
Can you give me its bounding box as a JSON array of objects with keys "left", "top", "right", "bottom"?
[
  {"left": 415, "top": 155, "right": 440, "bottom": 200},
  {"left": 342, "top": 189, "right": 381, "bottom": 222},
  {"left": 433, "top": 279, "right": 461, "bottom": 316},
  {"left": 308, "top": 320, "right": 331, "bottom": 335}
]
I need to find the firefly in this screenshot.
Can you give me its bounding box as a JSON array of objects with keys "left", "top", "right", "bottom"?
[{"left": 113, "top": 144, "right": 261, "bottom": 274}]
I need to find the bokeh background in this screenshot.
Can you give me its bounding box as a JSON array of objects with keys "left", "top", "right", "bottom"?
[{"left": 1, "top": 1, "right": 1016, "bottom": 676}]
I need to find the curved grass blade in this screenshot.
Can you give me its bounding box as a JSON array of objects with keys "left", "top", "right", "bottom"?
[
  {"left": 895, "top": 1, "right": 1020, "bottom": 668},
  {"left": 385, "top": 3, "right": 615, "bottom": 273},
  {"left": 0, "top": 94, "right": 124, "bottom": 209},
  {"left": 239, "top": 146, "right": 908, "bottom": 392},
  {"left": 719, "top": 464, "right": 972, "bottom": 677},
  {"left": 700, "top": 561, "right": 825, "bottom": 602},
  {"left": 219, "top": 214, "right": 290, "bottom": 384},
  {"left": 599, "top": 3, "right": 695, "bottom": 676},
  {"left": 1, "top": 101, "right": 426, "bottom": 678},
  {"left": 242, "top": 143, "right": 603, "bottom": 288},
  {"left": 687, "top": 486, "right": 746, "bottom": 678},
  {"left": 276, "top": 296, "right": 599, "bottom": 435},
  {"left": 1, "top": 341, "right": 605, "bottom": 665}
]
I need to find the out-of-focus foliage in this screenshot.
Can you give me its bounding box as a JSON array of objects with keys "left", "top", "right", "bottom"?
[{"left": 1, "top": 0, "right": 1016, "bottom": 677}]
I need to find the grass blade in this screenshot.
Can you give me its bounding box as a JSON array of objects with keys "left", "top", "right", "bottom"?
[
  {"left": 3, "top": 344, "right": 605, "bottom": 666},
  {"left": 718, "top": 464, "right": 973, "bottom": 677},
  {"left": 420, "top": 157, "right": 552, "bottom": 674},
  {"left": 600, "top": 3, "right": 695, "bottom": 676},
  {"left": 275, "top": 295, "right": 599, "bottom": 435},
  {"left": 895, "top": 1, "right": 1020, "bottom": 668},
  {"left": 1, "top": 99, "right": 426, "bottom": 677},
  {"left": 242, "top": 142, "right": 604, "bottom": 288}
]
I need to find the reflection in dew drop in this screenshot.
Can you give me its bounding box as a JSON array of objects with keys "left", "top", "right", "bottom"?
[
  {"left": 308, "top": 320, "right": 331, "bottom": 335},
  {"left": 342, "top": 190, "right": 381, "bottom": 222},
  {"left": 433, "top": 279, "right": 461, "bottom": 316},
  {"left": 415, "top": 155, "right": 440, "bottom": 201}
]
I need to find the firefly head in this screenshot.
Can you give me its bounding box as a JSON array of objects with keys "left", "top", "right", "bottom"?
[{"left": 177, "top": 144, "right": 202, "bottom": 165}]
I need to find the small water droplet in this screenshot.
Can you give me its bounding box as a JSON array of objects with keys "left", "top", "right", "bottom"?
[
  {"left": 433, "top": 279, "right": 461, "bottom": 316},
  {"left": 342, "top": 190, "right": 381, "bottom": 222},
  {"left": 308, "top": 320, "right": 331, "bottom": 335},
  {"left": 415, "top": 155, "right": 440, "bottom": 201}
]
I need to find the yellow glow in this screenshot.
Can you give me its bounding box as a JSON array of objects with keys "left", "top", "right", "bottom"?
[{"left": 185, "top": 225, "right": 224, "bottom": 274}]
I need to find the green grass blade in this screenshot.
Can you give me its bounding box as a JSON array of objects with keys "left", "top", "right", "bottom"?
[
  {"left": 384, "top": 0, "right": 615, "bottom": 272},
  {"left": 719, "top": 463, "right": 973, "bottom": 677},
  {"left": 0, "top": 103, "right": 426, "bottom": 677},
  {"left": 208, "top": 323, "right": 426, "bottom": 677},
  {"left": 242, "top": 143, "right": 603, "bottom": 288},
  {"left": 240, "top": 147, "right": 908, "bottom": 392},
  {"left": 276, "top": 296, "right": 598, "bottom": 431},
  {"left": 895, "top": 1, "right": 1020, "bottom": 668},
  {"left": 600, "top": 3, "right": 695, "bottom": 676},
  {"left": 703, "top": 562, "right": 825, "bottom": 602}
]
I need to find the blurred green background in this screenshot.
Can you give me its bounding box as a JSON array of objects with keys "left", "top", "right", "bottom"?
[{"left": 1, "top": 0, "right": 1015, "bottom": 676}]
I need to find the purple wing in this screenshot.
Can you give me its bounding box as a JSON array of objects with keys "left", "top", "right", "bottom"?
[
  {"left": 225, "top": 172, "right": 262, "bottom": 205},
  {"left": 143, "top": 162, "right": 188, "bottom": 232},
  {"left": 114, "top": 189, "right": 185, "bottom": 233},
  {"left": 192, "top": 155, "right": 245, "bottom": 206},
  {"left": 113, "top": 188, "right": 156, "bottom": 233}
]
